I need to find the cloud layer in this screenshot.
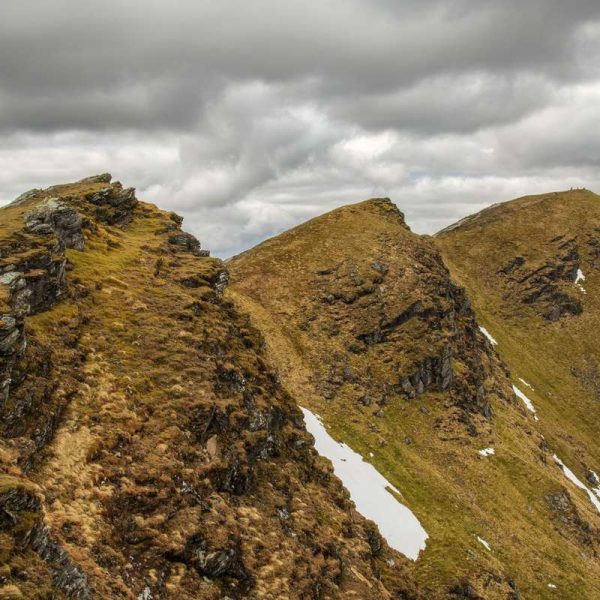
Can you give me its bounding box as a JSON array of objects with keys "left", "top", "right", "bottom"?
[{"left": 2, "top": 0, "right": 600, "bottom": 255}]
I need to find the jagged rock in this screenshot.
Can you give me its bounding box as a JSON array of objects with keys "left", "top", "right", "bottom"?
[
  {"left": 0, "top": 476, "right": 90, "bottom": 599},
  {"left": 7, "top": 189, "right": 41, "bottom": 207},
  {"left": 77, "top": 173, "right": 112, "bottom": 184},
  {"left": 497, "top": 238, "right": 583, "bottom": 321},
  {"left": 398, "top": 346, "right": 454, "bottom": 399},
  {"left": 0, "top": 313, "right": 26, "bottom": 406},
  {"left": 181, "top": 534, "right": 251, "bottom": 585},
  {"left": 1, "top": 253, "right": 67, "bottom": 316},
  {"left": 29, "top": 525, "right": 91, "bottom": 599},
  {"left": 213, "top": 268, "right": 229, "bottom": 294},
  {"left": 86, "top": 185, "right": 138, "bottom": 225},
  {"left": 0, "top": 316, "right": 21, "bottom": 353},
  {"left": 168, "top": 231, "right": 201, "bottom": 253},
  {"left": 25, "top": 198, "right": 85, "bottom": 251}
]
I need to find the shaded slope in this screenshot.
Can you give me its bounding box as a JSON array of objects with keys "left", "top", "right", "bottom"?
[
  {"left": 229, "top": 197, "right": 600, "bottom": 599},
  {"left": 0, "top": 179, "right": 423, "bottom": 599}
]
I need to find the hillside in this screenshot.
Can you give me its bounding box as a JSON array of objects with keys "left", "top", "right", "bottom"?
[
  {"left": 229, "top": 198, "right": 600, "bottom": 599},
  {"left": 0, "top": 178, "right": 424, "bottom": 599},
  {"left": 437, "top": 189, "right": 600, "bottom": 585}
]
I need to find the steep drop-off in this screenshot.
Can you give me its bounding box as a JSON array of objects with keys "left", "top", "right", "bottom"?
[
  {"left": 0, "top": 178, "right": 424, "bottom": 599},
  {"left": 229, "top": 198, "right": 600, "bottom": 599}
]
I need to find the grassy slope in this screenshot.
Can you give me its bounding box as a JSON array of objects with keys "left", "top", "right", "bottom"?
[
  {"left": 0, "top": 183, "right": 425, "bottom": 599},
  {"left": 437, "top": 189, "right": 600, "bottom": 488},
  {"left": 229, "top": 197, "right": 600, "bottom": 599}
]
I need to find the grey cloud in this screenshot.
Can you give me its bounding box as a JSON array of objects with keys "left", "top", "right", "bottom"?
[
  {"left": 2, "top": 0, "right": 599, "bottom": 132},
  {"left": 2, "top": 1, "right": 600, "bottom": 256}
]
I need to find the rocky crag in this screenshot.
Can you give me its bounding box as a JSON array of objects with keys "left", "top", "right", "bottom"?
[{"left": 0, "top": 178, "right": 424, "bottom": 599}]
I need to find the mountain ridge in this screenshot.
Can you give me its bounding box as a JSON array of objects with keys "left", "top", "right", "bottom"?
[
  {"left": 2, "top": 178, "right": 600, "bottom": 599},
  {"left": 229, "top": 190, "right": 600, "bottom": 599},
  {"left": 0, "top": 176, "right": 424, "bottom": 599}
]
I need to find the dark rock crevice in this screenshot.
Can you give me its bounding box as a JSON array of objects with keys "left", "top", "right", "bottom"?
[
  {"left": 498, "top": 237, "right": 584, "bottom": 321},
  {"left": 0, "top": 476, "right": 91, "bottom": 599}
]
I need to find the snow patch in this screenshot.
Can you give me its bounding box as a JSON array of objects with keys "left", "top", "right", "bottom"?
[
  {"left": 518, "top": 378, "right": 534, "bottom": 390},
  {"left": 301, "top": 407, "right": 428, "bottom": 560},
  {"left": 553, "top": 455, "right": 600, "bottom": 514},
  {"left": 478, "top": 447, "right": 495, "bottom": 457},
  {"left": 477, "top": 536, "right": 491, "bottom": 551},
  {"left": 479, "top": 326, "right": 498, "bottom": 346},
  {"left": 575, "top": 268, "right": 586, "bottom": 293},
  {"left": 512, "top": 385, "right": 539, "bottom": 420}
]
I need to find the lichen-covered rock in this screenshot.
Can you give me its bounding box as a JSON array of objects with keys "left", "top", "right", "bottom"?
[
  {"left": 77, "top": 173, "right": 112, "bottom": 184},
  {"left": 25, "top": 198, "right": 85, "bottom": 251},
  {"left": 1, "top": 255, "right": 67, "bottom": 316},
  {"left": 86, "top": 185, "right": 138, "bottom": 225},
  {"left": 168, "top": 231, "right": 201, "bottom": 253},
  {"left": 0, "top": 314, "right": 25, "bottom": 405}
]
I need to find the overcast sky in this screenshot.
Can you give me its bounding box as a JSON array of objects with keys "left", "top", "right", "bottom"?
[{"left": 2, "top": 1, "right": 600, "bottom": 256}]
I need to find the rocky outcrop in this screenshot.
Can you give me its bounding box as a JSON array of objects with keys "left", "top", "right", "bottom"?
[
  {"left": 497, "top": 236, "right": 583, "bottom": 321},
  {"left": 0, "top": 202, "right": 79, "bottom": 425},
  {"left": 1, "top": 256, "right": 67, "bottom": 316},
  {"left": 545, "top": 488, "right": 600, "bottom": 550},
  {"left": 28, "top": 525, "right": 91, "bottom": 599},
  {"left": 0, "top": 314, "right": 25, "bottom": 406},
  {"left": 398, "top": 345, "right": 453, "bottom": 398},
  {"left": 77, "top": 173, "right": 112, "bottom": 184},
  {"left": 169, "top": 533, "right": 251, "bottom": 591},
  {"left": 168, "top": 231, "right": 202, "bottom": 253},
  {"left": 85, "top": 183, "right": 138, "bottom": 226},
  {"left": 0, "top": 475, "right": 90, "bottom": 599},
  {"left": 25, "top": 198, "right": 85, "bottom": 251},
  {"left": 309, "top": 246, "right": 498, "bottom": 420}
]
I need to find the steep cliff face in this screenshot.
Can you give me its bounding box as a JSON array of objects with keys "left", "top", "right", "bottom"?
[
  {"left": 229, "top": 198, "right": 600, "bottom": 599},
  {"left": 0, "top": 179, "right": 423, "bottom": 599}
]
